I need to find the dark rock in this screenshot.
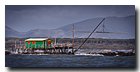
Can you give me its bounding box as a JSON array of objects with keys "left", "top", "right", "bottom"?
[
  {"left": 124, "top": 53, "right": 128, "bottom": 56},
  {"left": 127, "top": 52, "right": 133, "bottom": 56},
  {"left": 107, "top": 52, "right": 112, "bottom": 56},
  {"left": 53, "top": 51, "right": 57, "bottom": 54},
  {"left": 111, "top": 52, "right": 116, "bottom": 56},
  {"left": 5, "top": 51, "right": 11, "bottom": 55},
  {"left": 98, "top": 53, "right": 102, "bottom": 54},
  {"left": 102, "top": 53, "right": 107, "bottom": 56},
  {"left": 91, "top": 52, "right": 96, "bottom": 54},
  {"left": 131, "top": 53, "right": 135, "bottom": 56},
  {"left": 86, "top": 52, "right": 90, "bottom": 54},
  {"left": 117, "top": 52, "right": 125, "bottom": 56}
]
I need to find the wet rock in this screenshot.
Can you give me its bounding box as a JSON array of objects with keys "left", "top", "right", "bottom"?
[
  {"left": 47, "top": 51, "right": 51, "bottom": 54},
  {"left": 98, "top": 53, "right": 103, "bottom": 55},
  {"left": 117, "top": 52, "right": 125, "bottom": 56},
  {"left": 102, "top": 53, "right": 107, "bottom": 56},
  {"left": 124, "top": 53, "right": 128, "bottom": 56},
  {"left": 91, "top": 52, "right": 97, "bottom": 54},
  {"left": 100, "top": 52, "right": 117, "bottom": 56},
  {"left": 62, "top": 52, "right": 66, "bottom": 54},
  {"left": 111, "top": 52, "right": 116, "bottom": 56},
  {"left": 68, "top": 52, "right": 72, "bottom": 54},
  {"left": 107, "top": 52, "right": 112, "bottom": 56},
  {"left": 5, "top": 51, "right": 11, "bottom": 55},
  {"left": 131, "top": 53, "right": 135, "bottom": 56},
  {"left": 31, "top": 52, "right": 36, "bottom": 54},
  {"left": 127, "top": 52, "right": 133, "bottom": 56},
  {"left": 86, "top": 52, "right": 90, "bottom": 54},
  {"left": 23, "top": 52, "right": 30, "bottom": 54}
]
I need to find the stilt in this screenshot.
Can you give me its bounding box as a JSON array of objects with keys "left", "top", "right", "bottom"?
[
  {"left": 51, "top": 48, "right": 53, "bottom": 53},
  {"left": 23, "top": 49, "right": 25, "bottom": 53},
  {"left": 30, "top": 48, "right": 32, "bottom": 53},
  {"left": 58, "top": 48, "right": 60, "bottom": 54},
  {"left": 68, "top": 46, "right": 69, "bottom": 53},
  {"left": 64, "top": 47, "right": 66, "bottom": 53},
  {"left": 56, "top": 49, "right": 58, "bottom": 53},
  {"left": 24, "top": 49, "right": 27, "bottom": 53},
  {"left": 20, "top": 49, "right": 22, "bottom": 53},
  {"left": 12, "top": 47, "right": 13, "bottom": 52},
  {"left": 50, "top": 48, "right": 52, "bottom": 53},
  {"left": 132, "top": 47, "right": 135, "bottom": 53},
  {"left": 46, "top": 48, "right": 48, "bottom": 53},
  {"left": 61, "top": 48, "right": 63, "bottom": 53},
  {"left": 16, "top": 49, "right": 18, "bottom": 53}
]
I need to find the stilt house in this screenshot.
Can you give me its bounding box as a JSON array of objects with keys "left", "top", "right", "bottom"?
[{"left": 25, "top": 38, "right": 53, "bottom": 49}]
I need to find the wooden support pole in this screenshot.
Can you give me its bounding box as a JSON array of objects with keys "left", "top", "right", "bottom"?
[
  {"left": 61, "top": 48, "right": 63, "bottom": 53},
  {"left": 12, "top": 47, "right": 13, "bottom": 52},
  {"left": 132, "top": 46, "right": 135, "bottom": 52},
  {"left": 16, "top": 49, "right": 18, "bottom": 53},
  {"left": 55, "top": 35, "right": 57, "bottom": 47},
  {"left": 15, "top": 41, "right": 16, "bottom": 49},
  {"left": 64, "top": 46, "right": 66, "bottom": 53},
  {"left": 53, "top": 48, "right": 55, "bottom": 53},
  {"left": 20, "top": 49, "right": 22, "bottom": 53},
  {"left": 52, "top": 48, "right": 53, "bottom": 53},
  {"left": 46, "top": 49, "right": 48, "bottom": 53},
  {"left": 59, "top": 48, "right": 60, "bottom": 54},
  {"left": 72, "top": 24, "right": 74, "bottom": 53},
  {"left": 24, "top": 49, "right": 26, "bottom": 53},
  {"left": 67, "top": 46, "right": 69, "bottom": 53},
  {"left": 20, "top": 41, "right": 21, "bottom": 47},
  {"left": 33, "top": 48, "right": 34, "bottom": 53}
]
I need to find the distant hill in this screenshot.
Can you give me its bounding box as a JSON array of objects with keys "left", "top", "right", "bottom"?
[
  {"left": 5, "top": 15, "right": 135, "bottom": 39},
  {"left": 5, "top": 26, "right": 65, "bottom": 37},
  {"left": 5, "top": 26, "right": 19, "bottom": 37}
]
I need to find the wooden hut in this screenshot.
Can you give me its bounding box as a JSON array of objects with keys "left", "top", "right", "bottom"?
[{"left": 25, "top": 38, "right": 53, "bottom": 49}]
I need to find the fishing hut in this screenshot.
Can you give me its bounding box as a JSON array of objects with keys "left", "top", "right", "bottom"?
[
  {"left": 25, "top": 38, "right": 53, "bottom": 49},
  {"left": 13, "top": 38, "right": 73, "bottom": 54}
]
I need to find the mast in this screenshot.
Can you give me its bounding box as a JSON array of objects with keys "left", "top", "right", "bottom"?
[
  {"left": 103, "top": 24, "right": 105, "bottom": 33},
  {"left": 55, "top": 35, "right": 57, "bottom": 46},
  {"left": 73, "top": 18, "right": 105, "bottom": 53},
  {"left": 72, "top": 24, "right": 74, "bottom": 53}
]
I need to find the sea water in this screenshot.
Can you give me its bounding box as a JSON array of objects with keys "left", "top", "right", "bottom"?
[
  {"left": 5, "top": 54, "right": 135, "bottom": 67},
  {"left": 5, "top": 48, "right": 135, "bottom": 67}
]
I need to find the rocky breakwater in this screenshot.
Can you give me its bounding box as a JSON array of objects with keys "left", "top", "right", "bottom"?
[
  {"left": 86, "top": 50, "right": 135, "bottom": 56},
  {"left": 5, "top": 51, "right": 11, "bottom": 55}
]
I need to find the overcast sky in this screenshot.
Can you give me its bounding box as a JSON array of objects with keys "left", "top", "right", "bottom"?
[{"left": 5, "top": 5, "right": 135, "bottom": 32}]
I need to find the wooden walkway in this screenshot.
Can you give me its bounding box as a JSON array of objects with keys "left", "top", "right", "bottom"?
[{"left": 9, "top": 43, "right": 73, "bottom": 54}]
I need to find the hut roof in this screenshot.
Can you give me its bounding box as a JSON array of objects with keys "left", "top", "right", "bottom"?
[{"left": 25, "top": 38, "right": 52, "bottom": 41}]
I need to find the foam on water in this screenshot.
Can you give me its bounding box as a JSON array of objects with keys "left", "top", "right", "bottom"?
[
  {"left": 116, "top": 49, "right": 134, "bottom": 52},
  {"left": 34, "top": 50, "right": 44, "bottom": 52},
  {"left": 74, "top": 53, "right": 104, "bottom": 56}
]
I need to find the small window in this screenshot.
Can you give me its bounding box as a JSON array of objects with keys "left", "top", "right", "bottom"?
[
  {"left": 33, "top": 41, "right": 35, "bottom": 44},
  {"left": 48, "top": 42, "right": 50, "bottom": 45},
  {"left": 28, "top": 41, "right": 30, "bottom": 44}
]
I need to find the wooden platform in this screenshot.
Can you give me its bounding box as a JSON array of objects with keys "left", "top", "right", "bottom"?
[{"left": 11, "top": 45, "right": 73, "bottom": 54}]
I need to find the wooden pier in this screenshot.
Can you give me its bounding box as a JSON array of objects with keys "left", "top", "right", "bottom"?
[{"left": 10, "top": 43, "right": 73, "bottom": 55}]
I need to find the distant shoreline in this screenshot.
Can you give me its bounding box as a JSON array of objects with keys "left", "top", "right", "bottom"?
[
  {"left": 5, "top": 47, "right": 133, "bottom": 50},
  {"left": 77, "top": 47, "right": 133, "bottom": 50}
]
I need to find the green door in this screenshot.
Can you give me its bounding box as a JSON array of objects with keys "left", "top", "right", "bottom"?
[{"left": 35, "top": 41, "right": 44, "bottom": 48}]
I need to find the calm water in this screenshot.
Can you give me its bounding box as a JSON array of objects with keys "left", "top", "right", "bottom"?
[{"left": 5, "top": 54, "right": 135, "bottom": 67}]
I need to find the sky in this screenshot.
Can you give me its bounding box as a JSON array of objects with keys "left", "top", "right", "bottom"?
[{"left": 5, "top": 5, "right": 135, "bottom": 32}]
